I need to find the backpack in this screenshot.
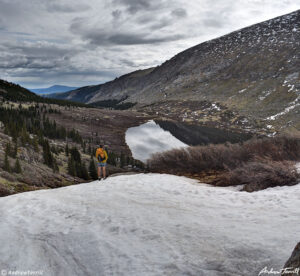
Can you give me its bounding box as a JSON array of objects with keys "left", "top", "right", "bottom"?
[{"left": 97, "top": 149, "right": 106, "bottom": 162}]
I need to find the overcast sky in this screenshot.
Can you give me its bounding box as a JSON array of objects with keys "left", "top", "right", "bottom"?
[{"left": 0, "top": 0, "right": 299, "bottom": 88}]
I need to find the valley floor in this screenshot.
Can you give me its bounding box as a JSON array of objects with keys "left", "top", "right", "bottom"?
[{"left": 0, "top": 174, "right": 299, "bottom": 276}]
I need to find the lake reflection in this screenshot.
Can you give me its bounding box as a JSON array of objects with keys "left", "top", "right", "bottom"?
[{"left": 125, "top": 120, "right": 187, "bottom": 162}]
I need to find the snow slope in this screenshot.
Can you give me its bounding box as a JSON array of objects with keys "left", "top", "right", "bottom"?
[{"left": 0, "top": 174, "right": 299, "bottom": 276}]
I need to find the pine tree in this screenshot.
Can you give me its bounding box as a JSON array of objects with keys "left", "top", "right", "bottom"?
[
  {"left": 107, "top": 151, "right": 116, "bottom": 166},
  {"left": 75, "top": 161, "right": 82, "bottom": 178},
  {"left": 65, "top": 144, "right": 69, "bottom": 156},
  {"left": 89, "top": 158, "right": 98, "bottom": 180},
  {"left": 20, "top": 124, "right": 30, "bottom": 146},
  {"left": 5, "top": 142, "right": 11, "bottom": 157},
  {"left": 33, "top": 137, "right": 39, "bottom": 152},
  {"left": 52, "top": 158, "right": 59, "bottom": 173},
  {"left": 3, "top": 151, "right": 11, "bottom": 172},
  {"left": 70, "top": 147, "right": 81, "bottom": 163},
  {"left": 67, "top": 157, "right": 76, "bottom": 176},
  {"left": 42, "top": 139, "right": 53, "bottom": 168},
  {"left": 120, "top": 152, "right": 126, "bottom": 168},
  {"left": 126, "top": 156, "right": 131, "bottom": 166},
  {"left": 81, "top": 163, "right": 89, "bottom": 180},
  {"left": 14, "top": 158, "right": 22, "bottom": 174},
  {"left": 12, "top": 142, "right": 18, "bottom": 158}
]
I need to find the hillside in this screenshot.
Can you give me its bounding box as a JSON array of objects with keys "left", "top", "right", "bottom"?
[
  {"left": 48, "top": 68, "right": 155, "bottom": 103},
  {"left": 0, "top": 80, "right": 149, "bottom": 196},
  {"left": 50, "top": 10, "right": 300, "bottom": 133},
  {"left": 0, "top": 79, "right": 87, "bottom": 107},
  {"left": 0, "top": 80, "right": 43, "bottom": 102},
  {"left": 30, "top": 85, "right": 78, "bottom": 95},
  {"left": 0, "top": 173, "right": 299, "bottom": 275}
]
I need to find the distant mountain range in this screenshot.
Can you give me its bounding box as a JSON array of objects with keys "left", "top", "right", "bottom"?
[
  {"left": 29, "top": 85, "right": 78, "bottom": 95},
  {"left": 0, "top": 80, "right": 86, "bottom": 107},
  {"left": 48, "top": 10, "right": 300, "bottom": 133}
]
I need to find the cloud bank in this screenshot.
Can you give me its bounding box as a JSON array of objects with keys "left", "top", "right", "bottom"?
[{"left": 0, "top": 0, "right": 299, "bottom": 88}]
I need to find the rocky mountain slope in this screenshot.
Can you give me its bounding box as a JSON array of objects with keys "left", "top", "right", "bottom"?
[{"left": 49, "top": 10, "right": 300, "bottom": 133}]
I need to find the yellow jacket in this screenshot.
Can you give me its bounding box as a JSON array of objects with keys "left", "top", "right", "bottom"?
[{"left": 96, "top": 148, "right": 108, "bottom": 163}]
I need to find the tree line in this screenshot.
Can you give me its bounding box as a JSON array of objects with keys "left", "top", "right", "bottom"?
[{"left": 0, "top": 103, "right": 145, "bottom": 181}]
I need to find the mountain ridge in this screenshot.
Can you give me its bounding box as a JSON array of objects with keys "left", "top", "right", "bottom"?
[
  {"left": 48, "top": 10, "right": 300, "bottom": 133},
  {"left": 0, "top": 79, "right": 88, "bottom": 107},
  {"left": 30, "top": 85, "right": 79, "bottom": 95}
]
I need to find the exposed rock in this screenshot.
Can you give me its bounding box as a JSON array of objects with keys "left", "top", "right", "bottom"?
[{"left": 282, "top": 242, "right": 300, "bottom": 276}]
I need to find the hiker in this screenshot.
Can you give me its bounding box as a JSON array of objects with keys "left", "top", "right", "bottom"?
[{"left": 96, "top": 145, "right": 108, "bottom": 180}]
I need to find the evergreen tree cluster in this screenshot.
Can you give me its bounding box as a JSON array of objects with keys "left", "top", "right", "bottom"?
[
  {"left": 2, "top": 142, "right": 22, "bottom": 174},
  {"left": 41, "top": 139, "right": 59, "bottom": 172},
  {"left": 67, "top": 147, "right": 89, "bottom": 180},
  {"left": 0, "top": 105, "right": 83, "bottom": 144}
]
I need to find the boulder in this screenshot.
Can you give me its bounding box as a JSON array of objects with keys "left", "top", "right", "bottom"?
[{"left": 282, "top": 242, "right": 300, "bottom": 276}]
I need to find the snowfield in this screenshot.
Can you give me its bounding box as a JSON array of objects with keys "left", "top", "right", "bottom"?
[{"left": 0, "top": 174, "right": 299, "bottom": 276}]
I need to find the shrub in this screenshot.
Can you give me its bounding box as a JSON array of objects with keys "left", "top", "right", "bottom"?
[
  {"left": 0, "top": 183, "right": 11, "bottom": 197},
  {"left": 148, "top": 135, "right": 300, "bottom": 174},
  {"left": 147, "top": 135, "right": 300, "bottom": 191},
  {"left": 215, "top": 159, "right": 300, "bottom": 192}
]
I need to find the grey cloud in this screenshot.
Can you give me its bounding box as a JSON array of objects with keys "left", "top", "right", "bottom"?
[
  {"left": 119, "top": 58, "right": 136, "bottom": 67},
  {"left": 86, "top": 32, "right": 185, "bottom": 46},
  {"left": 0, "top": 40, "right": 81, "bottom": 73},
  {"left": 0, "top": 58, "right": 57, "bottom": 69},
  {"left": 171, "top": 8, "right": 187, "bottom": 18},
  {"left": 135, "top": 14, "right": 157, "bottom": 24},
  {"left": 2, "top": 42, "right": 79, "bottom": 59},
  {"left": 203, "top": 18, "right": 224, "bottom": 28},
  {"left": 149, "top": 17, "right": 173, "bottom": 30},
  {"left": 113, "top": 0, "right": 152, "bottom": 14},
  {"left": 10, "top": 69, "right": 117, "bottom": 78},
  {"left": 46, "top": 2, "right": 91, "bottom": 13},
  {"left": 2, "top": 31, "right": 33, "bottom": 36},
  {"left": 70, "top": 15, "right": 185, "bottom": 46},
  {"left": 112, "top": 9, "right": 122, "bottom": 20}
]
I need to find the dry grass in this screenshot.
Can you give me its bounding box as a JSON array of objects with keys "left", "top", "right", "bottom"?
[{"left": 148, "top": 135, "right": 300, "bottom": 191}]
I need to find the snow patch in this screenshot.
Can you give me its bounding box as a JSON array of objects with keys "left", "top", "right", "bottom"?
[
  {"left": 0, "top": 174, "right": 299, "bottom": 275},
  {"left": 267, "top": 96, "right": 300, "bottom": 120},
  {"left": 238, "top": 88, "right": 247, "bottom": 94},
  {"left": 259, "top": 90, "right": 272, "bottom": 101},
  {"left": 211, "top": 103, "right": 221, "bottom": 111}
]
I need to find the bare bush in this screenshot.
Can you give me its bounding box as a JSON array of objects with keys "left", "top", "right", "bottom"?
[
  {"left": 0, "top": 183, "right": 12, "bottom": 197},
  {"left": 215, "top": 160, "right": 299, "bottom": 192},
  {"left": 148, "top": 135, "right": 300, "bottom": 174},
  {"left": 148, "top": 135, "right": 300, "bottom": 191}
]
